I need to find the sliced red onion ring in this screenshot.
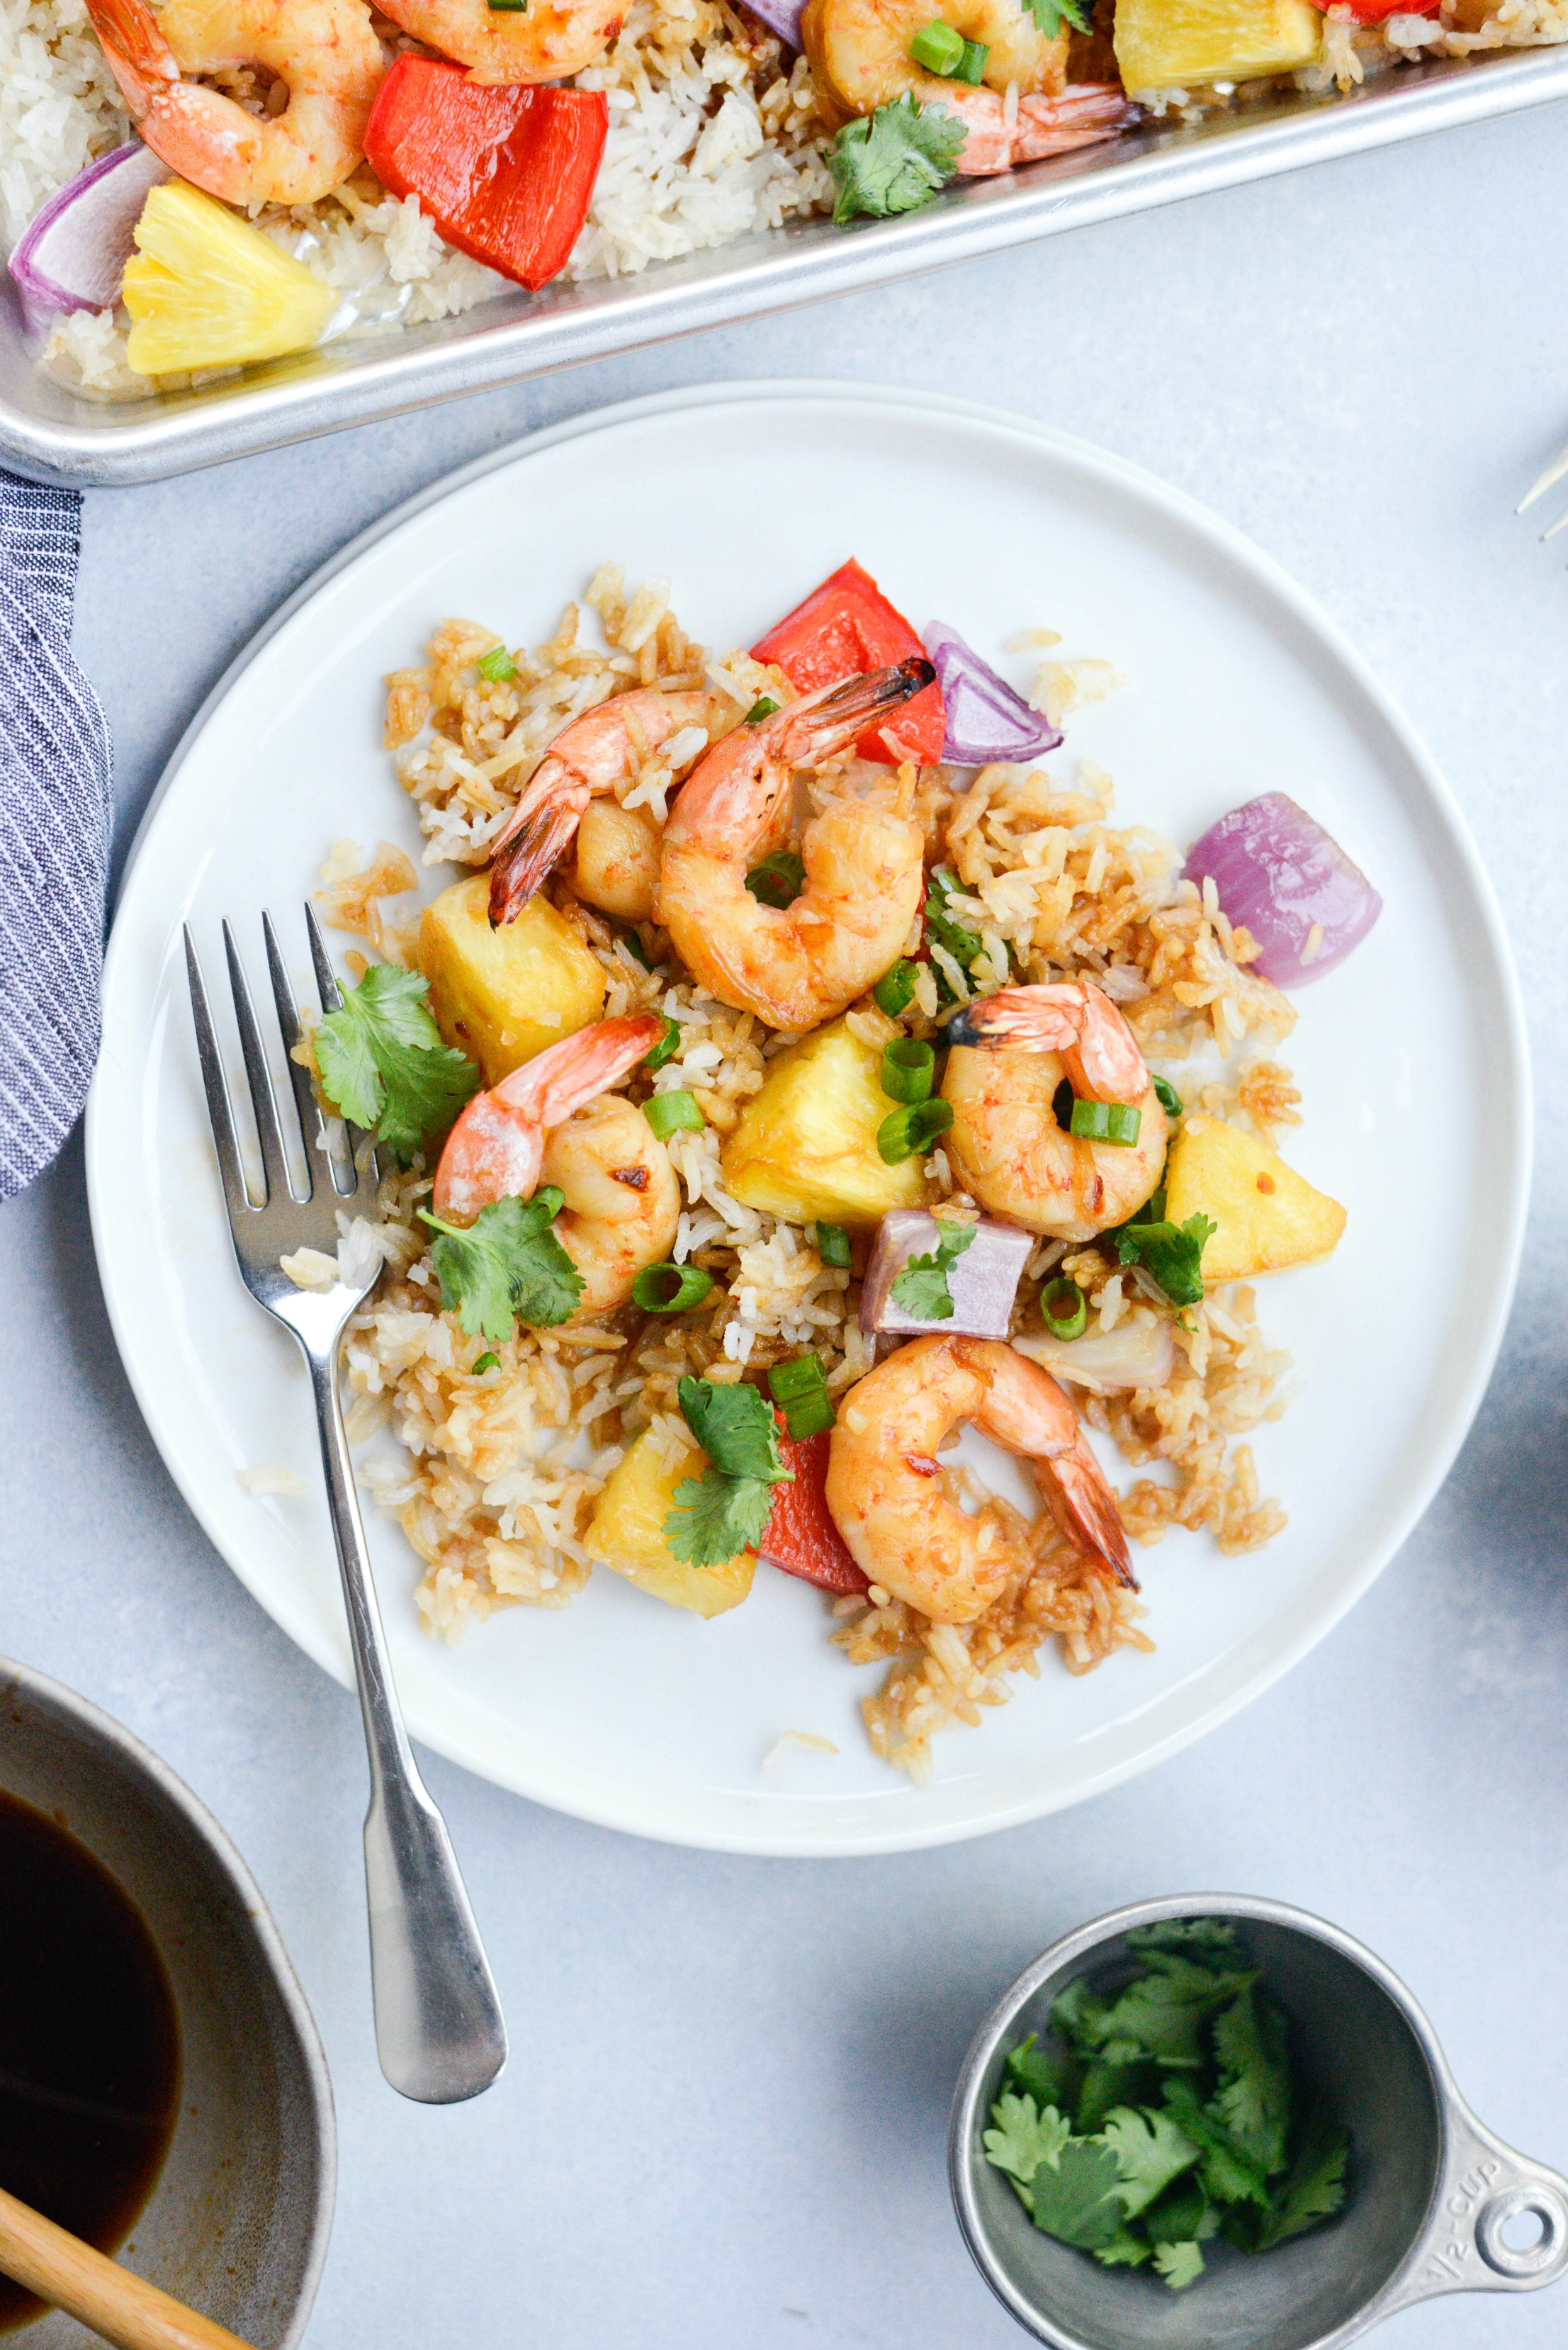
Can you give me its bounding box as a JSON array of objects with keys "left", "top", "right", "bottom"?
[
  {"left": 1183, "top": 792, "right": 1382, "bottom": 988},
  {"left": 923, "top": 622, "right": 1064, "bottom": 767},
  {"left": 741, "top": 0, "right": 803, "bottom": 43},
  {"left": 1015, "top": 1320, "right": 1176, "bottom": 1396},
  {"left": 9, "top": 145, "right": 170, "bottom": 334},
  {"left": 861, "top": 1209, "right": 1033, "bottom": 1339}
]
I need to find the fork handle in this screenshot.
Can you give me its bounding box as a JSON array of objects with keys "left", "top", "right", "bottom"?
[{"left": 305, "top": 1349, "right": 508, "bottom": 2104}]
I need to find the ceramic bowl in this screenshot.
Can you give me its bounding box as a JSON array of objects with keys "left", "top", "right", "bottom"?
[{"left": 0, "top": 1654, "right": 334, "bottom": 2349}]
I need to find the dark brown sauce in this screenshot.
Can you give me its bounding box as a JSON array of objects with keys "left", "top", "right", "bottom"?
[{"left": 0, "top": 1788, "right": 179, "bottom": 2332}]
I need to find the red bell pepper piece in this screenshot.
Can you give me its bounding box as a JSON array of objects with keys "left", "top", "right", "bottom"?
[
  {"left": 363, "top": 58, "right": 607, "bottom": 294},
  {"left": 751, "top": 558, "right": 946, "bottom": 768},
  {"left": 759, "top": 1422, "right": 869, "bottom": 1597}
]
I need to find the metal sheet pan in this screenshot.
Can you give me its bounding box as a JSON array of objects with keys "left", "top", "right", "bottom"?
[{"left": 5, "top": 43, "right": 1566, "bottom": 487}]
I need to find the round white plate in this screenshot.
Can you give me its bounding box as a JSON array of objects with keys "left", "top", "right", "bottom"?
[{"left": 88, "top": 383, "right": 1529, "bottom": 1857}]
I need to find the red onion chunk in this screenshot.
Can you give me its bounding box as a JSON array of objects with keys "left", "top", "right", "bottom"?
[
  {"left": 10, "top": 145, "right": 170, "bottom": 333},
  {"left": 924, "top": 622, "right": 1063, "bottom": 767},
  {"left": 861, "top": 1209, "right": 1034, "bottom": 1339},
  {"left": 742, "top": 0, "right": 803, "bottom": 42},
  {"left": 1184, "top": 791, "right": 1382, "bottom": 988}
]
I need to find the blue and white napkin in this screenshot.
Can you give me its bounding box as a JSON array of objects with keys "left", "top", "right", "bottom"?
[{"left": 0, "top": 473, "right": 113, "bottom": 1200}]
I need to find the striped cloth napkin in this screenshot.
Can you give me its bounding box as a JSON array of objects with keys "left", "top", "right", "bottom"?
[{"left": 0, "top": 473, "right": 113, "bottom": 1201}]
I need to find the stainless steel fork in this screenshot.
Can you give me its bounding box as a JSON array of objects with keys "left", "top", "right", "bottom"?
[
  {"left": 185, "top": 905, "right": 507, "bottom": 2106},
  {"left": 1517, "top": 440, "right": 1568, "bottom": 543}
]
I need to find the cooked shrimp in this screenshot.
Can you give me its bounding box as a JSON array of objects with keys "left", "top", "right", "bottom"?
[
  {"left": 942, "top": 981, "right": 1168, "bottom": 1238},
  {"left": 489, "top": 688, "right": 713, "bottom": 928},
  {"left": 825, "top": 1334, "right": 1133, "bottom": 1623},
  {"left": 432, "top": 1014, "right": 677, "bottom": 1317},
  {"left": 801, "top": 0, "right": 1135, "bottom": 173},
  {"left": 656, "top": 660, "right": 933, "bottom": 1032},
  {"left": 375, "top": 0, "right": 622, "bottom": 84},
  {"left": 86, "top": 0, "right": 383, "bottom": 207}
]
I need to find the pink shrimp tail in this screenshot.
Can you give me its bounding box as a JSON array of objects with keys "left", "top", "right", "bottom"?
[
  {"left": 951, "top": 82, "right": 1138, "bottom": 176},
  {"left": 777, "top": 656, "right": 935, "bottom": 766},
  {"left": 1044, "top": 1434, "right": 1137, "bottom": 1590},
  {"left": 86, "top": 0, "right": 178, "bottom": 113},
  {"left": 489, "top": 789, "right": 585, "bottom": 928},
  {"left": 947, "top": 981, "right": 1146, "bottom": 1101},
  {"left": 432, "top": 1013, "right": 664, "bottom": 1222}
]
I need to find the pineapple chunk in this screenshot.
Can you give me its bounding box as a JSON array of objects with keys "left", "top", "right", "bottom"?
[
  {"left": 417, "top": 872, "right": 605, "bottom": 1087},
  {"left": 586, "top": 1429, "right": 756, "bottom": 1618},
  {"left": 123, "top": 182, "right": 334, "bottom": 376},
  {"left": 722, "top": 1016, "right": 927, "bottom": 1228},
  {"left": 1113, "top": 0, "right": 1320, "bottom": 92},
  {"left": 1165, "top": 1115, "right": 1346, "bottom": 1284}
]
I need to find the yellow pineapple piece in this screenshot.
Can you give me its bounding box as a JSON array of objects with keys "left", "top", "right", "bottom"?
[
  {"left": 1112, "top": 0, "right": 1320, "bottom": 92},
  {"left": 1165, "top": 1115, "right": 1346, "bottom": 1284},
  {"left": 722, "top": 1016, "right": 927, "bottom": 1229},
  {"left": 417, "top": 872, "right": 606, "bottom": 1088},
  {"left": 586, "top": 1429, "right": 756, "bottom": 1619},
  {"left": 123, "top": 181, "right": 334, "bottom": 376}
]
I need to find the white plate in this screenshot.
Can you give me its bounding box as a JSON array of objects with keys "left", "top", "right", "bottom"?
[{"left": 87, "top": 383, "right": 1530, "bottom": 1857}]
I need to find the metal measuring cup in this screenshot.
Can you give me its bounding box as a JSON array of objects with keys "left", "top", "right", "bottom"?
[{"left": 949, "top": 1894, "right": 1568, "bottom": 2350}]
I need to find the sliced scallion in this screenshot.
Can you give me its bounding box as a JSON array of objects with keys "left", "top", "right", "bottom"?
[
  {"left": 872, "top": 959, "right": 918, "bottom": 1017},
  {"left": 631, "top": 1261, "right": 715, "bottom": 1314},
  {"left": 1042, "top": 1279, "right": 1087, "bottom": 1342},
  {"left": 745, "top": 695, "right": 782, "bottom": 724},
  {"left": 487, "top": 0, "right": 529, "bottom": 11},
  {"left": 881, "top": 1036, "right": 935, "bottom": 1104},
  {"left": 953, "top": 37, "right": 989, "bottom": 80},
  {"left": 909, "top": 16, "right": 965, "bottom": 71},
  {"left": 643, "top": 1015, "right": 681, "bottom": 1072},
  {"left": 471, "top": 1351, "right": 500, "bottom": 1376},
  {"left": 477, "top": 643, "right": 517, "bottom": 680},
  {"left": 877, "top": 1097, "right": 954, "bottom": 1164},
  {"left": 643, "top": 1089, "right": 704, "bottom": 1140},
  {"left": 1152, "top": 1075, "right": 1183, "bottom": 1119},
  {"left": 767, "top": 1352, "right": 835, "bottom": 1439},
  {"left": 745, "top": 849, "right": 806, "bottom": 909},
  {"left": 815, "top": 1221, "right": 852, "bottom": 1269},
  {"left": 1069, "top": 1098, "right": 1142, "bottom": 1147}
]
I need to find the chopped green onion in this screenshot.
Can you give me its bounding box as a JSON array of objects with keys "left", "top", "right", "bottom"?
[
  {"left": 767, "top": 1353, "right": 836, "bottom": 1440},
  {"left": 872, "top": 959, "right": 918, "bottom": 1016},
  {"left": 881, "top": 1036, "right": 935, "bottom": 1104},
  {"left": 745, "top": 695, "right": 781, "bottom": 724},
  {"left": 877, "top": 1097, "right": 954, "bottom": 1163},
  {"left": 643, "top": 1089, "right": 704, "bottom": 1140},
  {"left": 815, "top": 1220, "right": 852, "bottom": 1269},
  {"left": 1042, "top": 1279, "right": 1087, "bottom": 1342},
  {"left": 1069, "top": 1098, "right": 1142, "bottom": 1147},
  {"left": 643, "top": 1015, "right": 681, "bottom": 1073},
  {"left": 487, "top": 0, "right": 528, "bottom": 11},
  {"left": 471, "top": 1351, "right": 500, "bottom": 1376},
  {"left": 477, "top": 642, "right": 517, "bottom": 680},
  {"left": 953, "top": 35, "right": 989, "bottom": 79},
  {"left": 624, "top": 931, "right": 655, "bottom": 970},
  {"left": 909, "top": 16, "right": 966, "bottom": 71},
  {"left": 1152, "top": 1074, "right": 1183, "bottom": 1119},
  {"left": 631, "top": 1261, "right": 716, "bottom": 1314},
  {"left": 745, "top": 849, "right": 806, "bottom": 909}
]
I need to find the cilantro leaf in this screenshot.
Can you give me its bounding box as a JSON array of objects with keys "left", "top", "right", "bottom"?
[
  {"left": 662, "top": 1378, "right": 792, "bottom": 1566},
  {"left": 1253, "top": 2108, "right": 1350, "bottom": 2250},
  {"left": 1091, "top": 2230, "right": 1151, "bottom": 2269},
  {"left": 1088, "top": 1955, "right": 1256, "bottom": 2069},
  {"left": 982, "top": 2094, "right": 1071, "bottom": 2190},
  {"left": 1127, "top": 1919, "right": 1242, "bottom": 1962},
  {"left": 1076, "top": 2057, "right": 1163, "bottom": 2135},
  {"left": 665, "top": 1471, "right": 775, "bottom": 1567},
  {"left": 828, "top": 94, "right": 965, "bottom": 226},
  {"left": 1142, "top": 2176, "right": 1221, "bottom": 2247},
  {"left": 420, "top": 1188, "right": 582, "bottom": 1342},
  {"left": 1005, "top": 2033, "right": 1083, "bottom": 2117},
  {"left": 1028, "top": 2138, "right": 1128, "bottom": 2250},
  {"left": 315, "top": 962, "right": 479, "bottom": 1164},
  {"left": 1025, "top": 0, "right": 1090, "bottom": 30},
  {"left": 889, "top": 1217, "right": 976, "bottom": 1321},
  {"left": 1098, "top": 2106, "right": 1200, "bottom": 2218},
  {"left": 676, "top": 1378, "right": 786, "bottom": 1483},
  {"left": 1152, "top": 2239, "right": 1205, "bottom": 2290},
  {"left": 924, "top": 866, "right": 984, "bottom": 973},
  {"left": 1162, "top": 2079, "right": 1272, "bottom": 2208},
  {"left": 1115, "top": 1214, "right": 1215, "bottom": 1308},
  {"left": 1212, "top": 1988, "right": 1292, "bottom": 2176}
]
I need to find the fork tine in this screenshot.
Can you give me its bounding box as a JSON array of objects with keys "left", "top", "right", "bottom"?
[
  {"left": 223, "top": 920, "right": 297, "bottom": 1207},
  {"left": 264, "top": 909, "right": 346, "bottom": 1203},
  {"left": 1517, "top": 442, "right": 1568, "bottom": 515},
  {"left": 303, "top": 901, "right": 383, "bottom": 1204},
  {"left": 185, "top": 927, "right": 258, "bottom": 1216}
]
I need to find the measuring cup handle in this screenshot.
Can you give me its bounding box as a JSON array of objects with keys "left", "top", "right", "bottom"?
[{"left": 1392, "top": 2099, "right": 1568, "bottom": 2312}]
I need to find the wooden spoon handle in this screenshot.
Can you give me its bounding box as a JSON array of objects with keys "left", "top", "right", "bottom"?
[{"left": 0, "top": 2185, "right": 257, "bottom": 2350}]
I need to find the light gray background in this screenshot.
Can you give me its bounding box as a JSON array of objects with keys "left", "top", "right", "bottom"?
[{"left": 4, "top": 94, "right": 1567, "bottom": 2350}]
